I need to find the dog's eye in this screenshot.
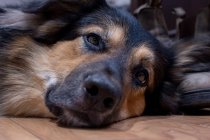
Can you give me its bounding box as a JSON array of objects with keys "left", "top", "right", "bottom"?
[
  {"left": 87, "top": 34, "right": 100, "bottom": 46},
  {"left": 132, "top": 68, "right": 149, "bottom": 87},
  {"left": 84, "top": 33, "right": 105, "bottom": 51}
]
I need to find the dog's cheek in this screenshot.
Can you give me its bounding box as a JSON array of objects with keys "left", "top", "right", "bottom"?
[
  {"left": 0, "top": 37, "right": 56, "bottom": 117},
  {"left": 116, "top": 88, "right": 146, "bottom": 121},
  {"left": 115, "top": 45, "right": 156, "bottom": 121},
  {"left": 47, "top": 37, "right": 87, "bottom": 79}
]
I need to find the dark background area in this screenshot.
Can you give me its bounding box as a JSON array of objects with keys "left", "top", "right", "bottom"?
[
  {"left": 1, "top": 0, "right": 210, "bottom": 38},
  {"left": 131, "top": 0, "right": 210, "bottom": 30}
]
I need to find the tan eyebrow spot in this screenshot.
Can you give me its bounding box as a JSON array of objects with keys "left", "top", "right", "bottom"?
[
  {"left": 108, "top": 26, "right": 125, "bottom": 46},
  {"left": 131, "top": 44, "right": 155, "bottom": 67},
  {"left": 79, "top": 25, "right": 103, "bottom": 34}
]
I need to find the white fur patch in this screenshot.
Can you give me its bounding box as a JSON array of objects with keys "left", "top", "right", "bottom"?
[
  {"left": 38, "top": 71, "right": 58, "bottom": 88},
  {"left": 28, "top": 46, "right": 59, "bottom": 90}
]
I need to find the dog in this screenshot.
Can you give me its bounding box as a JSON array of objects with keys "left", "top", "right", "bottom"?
[
  {"left": 0, "top": 0, "right": 180, "bottom": 127},
  {"left": 2, "top": 0, "right": 209, "bottom": 127}
]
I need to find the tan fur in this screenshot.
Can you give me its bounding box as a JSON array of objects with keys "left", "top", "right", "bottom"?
[
  {"left": 118, "top": 87, "right": 145, "bottom": 120},
  {"left": 0, "top": 37, "right": 53, "bottom": 117},
  {"left": 107, "top": 26, "right": 125, "bottom": 46},
  {"left": 79, "top": 25, "right": 104, "bottom": 34}
]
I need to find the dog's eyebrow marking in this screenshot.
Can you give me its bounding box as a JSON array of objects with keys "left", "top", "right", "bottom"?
[
  {"left": 131, "top": 44, "right": 155, "bottom": 66},
  {"left": 79, "top": 25, "right": 103, "bottom": 34},
  {"left": 107, "top": 25, "right": 125, "bottom": 46}
]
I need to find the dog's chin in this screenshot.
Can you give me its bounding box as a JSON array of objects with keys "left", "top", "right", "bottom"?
[{"left": 53, "top": 108, "right": 113, "bottom": 127}]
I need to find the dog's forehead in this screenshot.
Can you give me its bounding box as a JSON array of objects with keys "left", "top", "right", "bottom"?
[
  {"left": 78, "top": 7, "right": 148, "bottom": 48},
  {"left": 79, "top": 24, "right": 125, "bottom": 47}
]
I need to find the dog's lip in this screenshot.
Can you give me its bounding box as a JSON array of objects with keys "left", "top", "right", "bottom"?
[
  {"left": 46, "top": 96, "right": 110, "bottom": 126},
  {"left": 60, "top": 108, "right": 111, "bottom": 127},
  {"left": 48, "top": 105, "right": 64, "bottom": 116},
  {"left": 45, "top": 85, "right": 64, "bottom": 116}
]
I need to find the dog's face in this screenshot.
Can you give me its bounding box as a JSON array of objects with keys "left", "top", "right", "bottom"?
[{"left": 0, "top": 0, "right": 169, "bottom": 127}]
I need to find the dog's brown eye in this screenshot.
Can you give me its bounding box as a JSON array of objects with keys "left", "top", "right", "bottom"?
[
  {"left": 84, "top": 33, "right": 105, "bottom": 51},
  {"left": 87, "top": 34, "right": 100, "bottom": 46},
  {"left": 132, "top": 68, "right": 149, "bottom": 87},
  {"left": 136, "top": 71, "right": 147, "bottom": 85}
]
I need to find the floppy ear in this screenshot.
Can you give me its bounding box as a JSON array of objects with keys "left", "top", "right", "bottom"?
[{"left": 0, "top": 0, "right": 106, "bottom": 44}]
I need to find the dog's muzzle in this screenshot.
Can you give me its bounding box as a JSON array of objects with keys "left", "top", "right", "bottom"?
[{"left": 45, "top": 61, "right": 122, "bottom": 126}]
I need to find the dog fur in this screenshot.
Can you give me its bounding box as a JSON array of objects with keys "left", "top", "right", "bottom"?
[
  {"left": 2, "top": 0, "right": 208, "bottom": 127},
  {"left": 0, "top": 0, "right": 175, "bottom": 127}
]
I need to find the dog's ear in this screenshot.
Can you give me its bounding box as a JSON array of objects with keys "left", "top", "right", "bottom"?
[{"left": 0, "top": 0, "right": 106, "bottom": 44}]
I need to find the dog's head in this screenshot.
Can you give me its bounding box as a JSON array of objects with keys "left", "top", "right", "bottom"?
[{"left": 0, "top": 0, "right": 171, "bottom": 127}]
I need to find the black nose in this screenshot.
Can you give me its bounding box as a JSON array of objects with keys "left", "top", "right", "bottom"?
[{"left": 83, "top": 72, "right": 121, "bottom": 112}]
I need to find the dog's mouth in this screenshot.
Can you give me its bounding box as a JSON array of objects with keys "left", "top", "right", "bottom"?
[
  {"left": 53, "top": 106, "right": 113, "bottom": 127},
  {"left": 46, "top": 102, "right": 115, "bottom": 127}
]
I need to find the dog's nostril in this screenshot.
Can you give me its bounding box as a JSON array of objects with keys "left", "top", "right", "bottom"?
[
  {"left": 85, "top": 84, "right": 99, "bottom": 96},
  {"left": 83, "top": 73, "right": 121, "bottom": 112},
  {"left": 103, "top": 97, "right": 115, "bottom": 109}
]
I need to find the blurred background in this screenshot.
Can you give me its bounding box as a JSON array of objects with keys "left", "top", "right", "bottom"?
[
  {"left": 108, "top": 0, "right": 210, "bottom": 47},
  {"left": 1, "top": 0, "right": 210, "bottom": 46}
]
